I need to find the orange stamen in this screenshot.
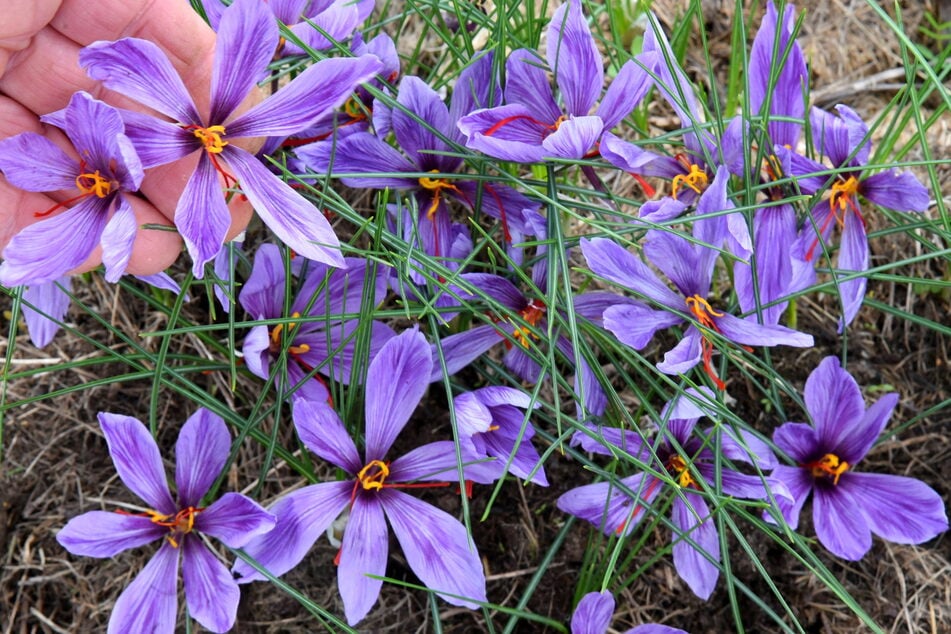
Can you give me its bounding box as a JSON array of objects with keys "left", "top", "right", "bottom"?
[
  {"left": 510, "top": 299, "right": 546, "bottom": 349},
  {"left": 803, "top": 453, "right": 849, "bottom": 485},
  {"left": 667, "top": 454, "right": 698, "bottom": 489},
  {"left": 671, "top": 163, "right": 709, "bottom": 199},
  {"left": 115, "top": 506, "right": 203, "bottom": 548},
  {"left": 685, "top": 295, "right": 727, "bottom": 390},
  {"left": 185, "top": 124, "right": 238, "bottom": 190}
]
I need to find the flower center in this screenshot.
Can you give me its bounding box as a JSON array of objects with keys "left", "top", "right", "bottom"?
[
  {"left": 667, "top": 454, "right": 698, "bottom": 489},
  {"left": 356, "top": 459, "right": 390, "bottom": 491},
  {"left": 804, "top": 175, "right": 864, "bottom": 261},
  {"left": 511, "top": 299, "right": 546, "bottom": 349},
  {"left": 803, "top": 453, "right": 849, "bottom": 485},
  {"left": 342, "top": 96, "right": 369, "bottom": 122},
  {"left": 671, "top": 162, "right": 709, "bottom": 199},
  {"left": 191, "top": 124, "right": 229, "bottom": 154},
  {"left": 75, "top": 169, "right": 114, "bottom": 198},
  {"left": 269, "top": 312, "right": 311, "bottom": 356},
  {"left": 116, "top": 506, "right": 204, "bottom": 549}
]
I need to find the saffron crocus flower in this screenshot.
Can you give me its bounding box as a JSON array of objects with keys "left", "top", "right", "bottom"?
[
  {"left": 79, "top": 0, "right": 383, "bottom": 274},
  {"left": 239, "top": 243, "right": 395, "bottom": 404},
  {"left": 770, "top": 356, "right": 947, "bottom": 560},
  {"left": 56, "top": 409, "right": 275, "bottom": 633},
  {"left": 730, "top": 0, "right": 808, "bottom": 325},
  {"left": 453, "top": 386, "right": 548, "bottom": 485},
  {"left": 560, "top": 390, "right": 785, "bottom": 599},
  {"left": 457, "top": 0, "right": 654, "bottom": 163},
  {"left": 0, "top": 92, "right": 143, "bottom": 286},
  {"left": 571, "top": 590, "right": 688, "bottom": 634},
  {"left": 233, "top": 329, "right": 490, "bottom": 625},
  {"left": 297, "top": 53, "right": 538, "bottom": 257},
  {"left": 778, "top": 104, "right": 929, "bottom": 330},
  {"left": 582, "top": 230, "right": 813, "bottom": 390}
]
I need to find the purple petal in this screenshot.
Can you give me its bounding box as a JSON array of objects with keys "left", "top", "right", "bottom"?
[
  {"left": 226, "top": 56, "right": 383, "bottom": 137},
  {"left": 767, "top": 464, "right": 813, "bottom": 529},
  {"left": 656, "top": 327, "right": 703, "bottom": 376},
  {"left": 80, "top": 38, "right": 200, "bottom": 124},
  {"left": 120, "top": 111, "right": 197, "bottom": 169},
  {"left": 0, "top": 196, "right": 110, "bottom": 286},
  {"left": 389, "top": 440, "right": 500, "bottom": 484},
  {"left": 603, "top": 302, "right": 683, "bottom": 350},
  {"left": 195, "top": 492, "right": 276, "bottom": 548},
  {"left": 449, "top": 52, "right": 502, "bottom": 130},
  {"left": 548, "top": 0, "right": 602, "bottom": 116},
  {"left": 108, "top": 540, "right": 179, "bottom": 634},
  {"left": 714, "top": 313, "right": 814, "bottom": 348},
  {"left": 296, "top": 131, "right": 416, "bottom": 188},
  {"left": 860, "top": 169, "right": 930, "bottom": 212},
  {"left": 599, "top": 132, "right": 682, "bottom": 178},
  {"left": 57, "top": 511, "right": 164, "bottom": 558},
  {"left": 298, "top": 320, "right": 397, "bottom": 385},
  {"left": 670, "top": 492, "right": 719, "bottom": 599},
  {"left": 242, "top": 325, "right": 270, "bottom": 379},
  {"left": 182, "top": 536, "right": 240, "bottom": 633},
  {"left": 175, "top": 153, "right": 231, "bottom": 275},
  {"left": 364, "top": 329, "right": 432, "bottom": 460},
  {"left": 0, "top": 133, "right": 76, "bottom": 191},
  {"left": 694, "top": 464, "right": 772, "bottom": 499},
  {"left": 597, "top": 55, "right": 655, "bottom": 130},
  {"left": 457, "top": 105, "right": 548, "bottom": 163},
  {"left": 174, "top": 409, "right": 231, "bottom": 507},
  {"left": 571, "top": 590, "right": 614, "bottom": 634},
  {"left": 717, "top": 426, "right": 777, "bottom": 470},
  {"left": 61, "top": 92, "right": 130, "bottom": 178},
  {"left": 210, "top": 0, "right": 279, "bottom": 123},
  {"left": 749, "top": 1, "right": 806, "bottom": 148},
  {"left": 580, "top": 238, "right": 684, "bottom": 310},
  {"left": 844, "top": 472, "right": 948, "bottom": 545},
  {"left": 392, "top": 76, "right": 457, "bottom": 171},
  {"left": 382, "top": 489, "right": 487, "bottom": 608},
  {"left": 98, "top": 413, "right": 175, "bottom": 514},
  {"left": 813, "top": 482, "right": 872, "bottom": 560},
  {"left": 233, "top": 481, "right": 351, "bottom": 581},
  {"left": 338, "top": 495, "right": 388, "bottom": 625},
  {"left": 557, "top": 474, "right": 662, "bottom": 536},
  {"left": 22, "top": 278, "right": 71, "bottom": 348},
  {"left": 293, "top": 399, "right": 361, "bottom": 473},
  {"left": 223, "top": 146, "right": 345, "bottom": 268},
  {"left": 284, "top": 1, "right": 360, "bottom": 52},
  {"left": 734, "top": 204, "right": 797, "bottom": 325},
  {"left": 642, "top": 230, "right": 707, "bottom": 298},
  {"left": 837, "top": 393, "right": 898, "bottom": 465},
  {"left": 772, "top": 422, "right": 819, "bottom": 464},
  {"left": 629, "top": 626, "right": 690, "bottom": 634},
  {"left": 504, "top": 49, "right": 561, "bottom": 123},
  {"left": 835, "top": 210, "right": 869, "bottom": 330},
  {"left": 432, "top": 324, "right": 504, "bottom": 381},
  {"left": 541, "top": 115, "right": 603, "bottom": 158},
  {"left": 100, "top": 197, "right": 137, "bottom": 282},
  {"left": 803, "top": 357, "right": 865, "bottom": 455},
  {"left": 237, "top": 243, "right": 284, "bottom": 318}
]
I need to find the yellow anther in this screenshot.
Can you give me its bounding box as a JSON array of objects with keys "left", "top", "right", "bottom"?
[
  {"left": 191, "top": 125, "right": 229, "bottom": 154},
  {"left": 357, "top": 460, "right": 390, "bottom": 491},
  {"left": 75, "top": 170, "right": 113, "bottom": 198},
  {"left": 830, "top": 176, "right": 859, "bottom": 214},
  {"left": 343, "top": 96, "right": 367, "bottom": 120},
  {"left": 671, "top": 164, "right": 709, "bottom": 199},
  {"left": 808, "top": 453, "right": 849, "bottom": 486},
  {"left": 668, "top": 455, "right": 697, "bottom": 489},
  {"left": 685, "top": 295, "right": 724, "bottom": 329}
]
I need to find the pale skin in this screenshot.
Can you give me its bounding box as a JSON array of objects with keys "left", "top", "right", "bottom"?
[{"left": 0, "top": 0, "right": 256, "bottom": 277}]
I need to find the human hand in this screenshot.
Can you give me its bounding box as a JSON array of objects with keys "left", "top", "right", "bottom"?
[{"left": 0, "top": 0, "right": 255, "bottom": 279}]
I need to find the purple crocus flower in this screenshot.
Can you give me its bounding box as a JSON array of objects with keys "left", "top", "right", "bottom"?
[
  {"left": 0, "top": 92, "right": 143, "bottom": 286},
  {"left": 454, "top": 386, "right": 548, "bottom": 485},
  {"left": 581, "top": 230, "right": 813, "bottom": 390},
  {"left": 571, "top": 590, "right": 688, "bottom": 634},
  {"left": 297, "top": 53, "right": 538, "bottom": 257},
  {"left": 56, "top": 409, "right": 275, "bottom": 633},
  {"left": 239, "top": 243, "right": 395, "bottom": 404},
  {"left": 457, "top": 0, "right": 654, "bottom": 163},
  {"left": 778, "top": 104, "right": 929, "bottom": 329},
  {"left": 560, "top": 390, "right": 786, "bottom": 599},
  {"left": 79, "top": 0, "right": 383, "bottom": 274},
  {"left": 770, "top": 356, "right": 947, "bottom": 560},
  {"left": 732, "top": 0, "right": 808, "bottom": 325},
  {"left": 233, "top": 329, "right": 489, "bottom": 624}
]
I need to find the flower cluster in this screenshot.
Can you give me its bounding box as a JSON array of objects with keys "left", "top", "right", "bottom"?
[{"left": 2, "top": 0, "right": 946, "bottom": 632}]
